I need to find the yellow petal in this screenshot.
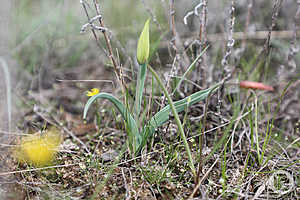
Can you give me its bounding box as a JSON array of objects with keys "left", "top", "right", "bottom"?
[
  {"left": 86, "top": 88, "right": 100, "bottom": 96},
  {"left": 137, "top": 19, "right": 150, "bottom": 65},
  {"left": 91, "top": 88, "right": 99, "bottom": 94},
  {"left": 16, "top": 129, "right": 62, "bottom": 167}
]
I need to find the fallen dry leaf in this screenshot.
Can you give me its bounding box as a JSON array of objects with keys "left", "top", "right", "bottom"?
[{"left": 239, "top": 81, "right": 274, "bottom": 91}]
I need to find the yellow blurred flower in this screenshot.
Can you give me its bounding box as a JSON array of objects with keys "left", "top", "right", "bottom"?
[
  {"left": 137, "top": 19, "right": 150, "bottom": 65},
  {"left": 86, "top": 88, "right": 100, "bottom": 97},
  {"left": 15, "top": 128, "right": 62, "bottom": 167}
]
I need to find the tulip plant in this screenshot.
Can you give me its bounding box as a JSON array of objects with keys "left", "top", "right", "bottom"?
[{"left": 83, "top": 19, "right": 219, "bottom": 175}]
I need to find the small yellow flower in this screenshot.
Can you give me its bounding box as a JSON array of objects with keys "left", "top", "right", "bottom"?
[
  {"left": 15, "top": 128, "right": 62, "bottom": 167},
  {"left": 86, "top": 88, "right": 100, "bottom": 97},
  {"left": 137, "top": 19, "right": 150, "bottom": 65}
]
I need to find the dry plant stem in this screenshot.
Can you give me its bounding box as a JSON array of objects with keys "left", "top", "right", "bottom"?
[
  {"left": 250, "top": 0, "right": 283, "bottom": 75},
  {"left": 160, "top": 0, "right": 180, "bottom": 109},
  {"left": 221, "top": 0, "right": 235, "bottom": 74},
  {"left": 82, "top": 0, "right": 126, "bottom": 98},
  {"left": 167, "top": 0, "right": 180, "bottom": 91},
  {"left": 56, "top": 79, "right": 114, "bottom": 85},
  {"left": 249, "top": 90, "right": 261, "bottom": 163},
  {"left": 80, "top": 1, "right": 116, "bottom": 73},
  {"left": 264, "top": 0, "right": 283, "bottom": 55},
  {"left": 198, "top": 0, "right": 208, "bottom": 44},
  {"left": 197, "top": 0, "right": 208, "bottom": 87},
  {"left": 168, "top": 0, "right": 190, "bottom": 67},
  {"left": 242, "top": 0, "right": 253, "bottom": 49},
  {"left": 80, "top": 1, "right": 101, "bottom": 49},
  {"left": 196, "top": 92, "right": 210, "bottom": 184},
  {"left": 0, "top": 143, "right": 15, "bottom": 147},
  {"left": 162, "top": 0, "right": 191, "bottom": 102},
  {"left": 0, "top": 58, "right": 11, "bottom": 135},
  {"left": 190, "top": 156, "right": 220, "bottom": 199},
  {"left": 218, "top": 0, "right": 236, "bottom": 120},
  {"left": 92, "top": 0, "right": 120, "bottom": 80},
  {"left": 121, "top": 168, "right": 131, "bottom": 199},
  {"left": 215, "top": 2, "right": 236, "bottom": 172},
  {"left": 170, "top": 0, "right": 178, "bottom": 54},
  {"left": 287, "top": 1, "right": 300, "bottom": 70},
  {"left": 163, "top": 30, "right": 300, "bottom": 47},
  {"left": 0, "top": 163, "right": 78, "bottom": 176}
]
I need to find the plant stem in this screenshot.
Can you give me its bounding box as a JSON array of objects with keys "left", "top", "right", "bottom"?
[
  {"left": 0, "top": 58, "right": 11, "bottom": 135},
  {"left": 254, "top": 92, "right": 261, "bottom": 164},
  {"left": 147, "top": 65, "right": 196, "bottom": 177},
  {"left": 134, "top": 63, "right": 147, "bottom": 125}
]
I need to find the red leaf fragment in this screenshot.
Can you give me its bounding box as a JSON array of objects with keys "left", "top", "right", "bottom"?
[{"left": 239, "top": 81, "right": 274, "bottom": 91}]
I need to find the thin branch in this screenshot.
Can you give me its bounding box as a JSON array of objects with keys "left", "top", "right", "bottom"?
[
  {"left": 80, "top": 0, "right": 100, "bottom": 47},
  {"left": 0, "top": 57, "right": 11, "bottom": 136},
  {"left": 190, "top": 156, "right": 220, "bottom": 198},
  {"left": 217, "top": 0, "right": 236, "bottom": 121},
  {"left": 242, "top": 0, "right": 253, "bottom": 48},
  {"left": 92, "top": 0, "right": 121, "bottom": 82},
  {"left": 264, "top": 0, "right": 283, "bottom": 55},
  {"left": 287, "top": 0, "right": 300, "bottom": 71},
  {"left": 249, "top": 0, "right": 283, "bottom": 78},
  {"left": 56, "top": 79, "right": 114, "bottom": 87},
  {"left": 0, "top": 163, "right": 79, "bottom": 176}
]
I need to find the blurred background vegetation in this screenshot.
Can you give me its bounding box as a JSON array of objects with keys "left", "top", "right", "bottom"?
[{"left": 10, "top": 0, "right": 299, "bottom": 78}]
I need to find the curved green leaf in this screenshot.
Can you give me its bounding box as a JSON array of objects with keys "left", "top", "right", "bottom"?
[
  {"left": 83, "top": 93, "right": 140, "bottom": 150},
  {"left": 144, "top": 84, "right": 219, "bottom": 139}
]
